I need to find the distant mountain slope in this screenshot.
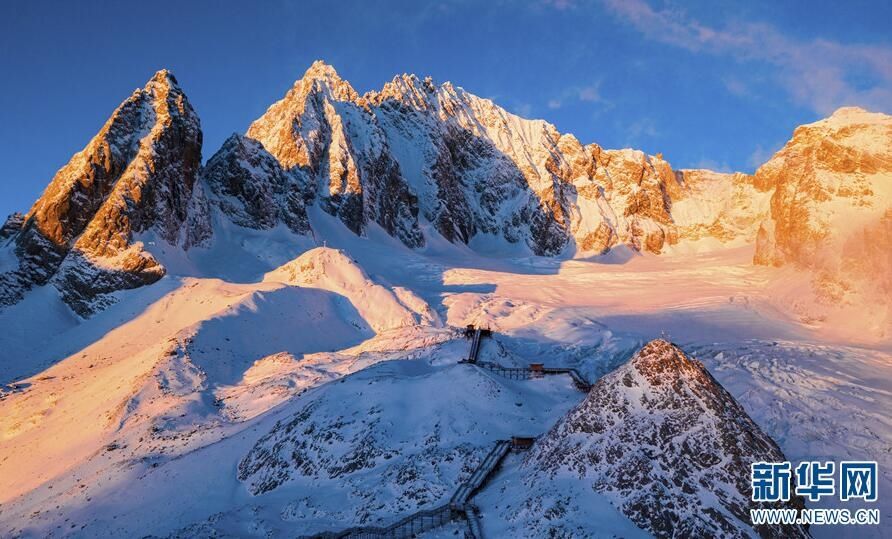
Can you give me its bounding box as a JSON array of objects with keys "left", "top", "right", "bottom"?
[{"left": 754, "top": 107, "right": 892, "bottom": 337}]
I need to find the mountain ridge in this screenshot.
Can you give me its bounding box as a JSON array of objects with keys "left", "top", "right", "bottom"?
[{"left": 1, "top": 61, "right": 888, "bottom": 328}]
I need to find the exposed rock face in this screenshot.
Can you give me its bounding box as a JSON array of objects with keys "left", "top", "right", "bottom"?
[
  {"left": 202, "top": 133, "right": 310, "bottom": 234},
  {"left": 239, "top": 63, "right": 764, "bottom": 257},
  {"left": 246, "top": 61, "right": 422, "bottom": 248},
  {"left": 579, "top": 148, "right": 681, "bottom": 254},
  {"left": 369, "top": 74, "right": 574, "bottom": 255},
  {"left": 524, "top": 339, "right": 807, "bottom": 539},
  {"left": 753, "top": 107, "right": 892, "bottom": 331},
  {"left": 0, "top": 70, "right": 203, "bottom": 315},
  {"left": 0, "top": 213, "right": 24, "bottom": 241},
  {"left": 754, "top": 107, "right": 892, "bottom": 268}
]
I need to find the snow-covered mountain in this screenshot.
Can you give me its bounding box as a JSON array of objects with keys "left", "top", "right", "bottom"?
[
  {"left": 754, "top": 107, "right": 892, "bottom": 337},
  {"left": 0, "top": 70, "right": 203, "bottom": 316},
  {"left": 267, "top": 61, "right": 768, "bottom": 257},
  {"left": 519, "top": 339, "right": 808, "bottom": 538},
  {"left": 1, "top": 62, "right": 891, "bottom": 539},
  {"left": 3, "top": 62, "right": 888, "bottom": 333}
]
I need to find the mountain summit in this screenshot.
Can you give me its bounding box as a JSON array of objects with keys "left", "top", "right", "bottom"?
[
  {"left": 522, "top": 339, "right": 809, "bottom": 538},
  {"left": 245, "top": 60, "right": 423, "bottom": 247},
  {"left": 754, "top": 106, "right": 892, "bottom": 335},
  {"left": 0, "top": 69, "right": 202, "bottom": 315}
]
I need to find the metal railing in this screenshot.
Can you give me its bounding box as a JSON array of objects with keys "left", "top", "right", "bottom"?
[
  {"left": 450, "top": 440, "right": 511, "bottom": 508},
  {"left": 464, "top": 504, "right": 483, "bottom": 539},
  {"left": 308, "top": 504, "right": 455, "bottom": 539},
  {"left": 308, "top": 438, "right": 516, "bottom": 539}
]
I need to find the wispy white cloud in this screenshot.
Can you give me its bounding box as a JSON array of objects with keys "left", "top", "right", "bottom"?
[
  {"left": 625, "top": 117, "right": 660, "bottom": 142},
  {"left": 747, "top": 143, "right": 782, "bottom": 169},
  {"left": 601, "top": 0, "right": 892, "bottom": 115},
  {"left": 542, "top": 0, "right": 577, "bottom": 11},
  {"left": 513, "top": 102, "right": 534, "bottom": 118},
  {"left": 578, "top": 82, "right": 603, "bottom": 102},
  {"left": 548, "top": 80, "right": 609, "bottom": 110},
  {"left": 721, "top": 76, "right": 749, "bottom": 98}
]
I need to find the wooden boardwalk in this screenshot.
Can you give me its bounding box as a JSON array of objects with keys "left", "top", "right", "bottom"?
[
  {"left": 307, "top": 438, "right": 515, "bottom": 539},
  {"left": 465, "top": 326, "right": 591, "bottom": 392},
  {"left": 307, "top": 326, "right": 591, "bottom": 538}
]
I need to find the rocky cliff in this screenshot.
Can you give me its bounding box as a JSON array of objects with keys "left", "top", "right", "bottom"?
[
  {"left": 754, "top": 107, "right": 892, "bottom": 334},
  {"left": 0, "top": 70, "right": 202, "bottom": 316},
  {"left": 202, "top": 133, "right": 311, "bottom": 235}
]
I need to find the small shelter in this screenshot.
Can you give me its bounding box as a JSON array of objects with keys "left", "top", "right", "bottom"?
[{"left": 511, "top": 436, "right": 536, "bottom": 451}]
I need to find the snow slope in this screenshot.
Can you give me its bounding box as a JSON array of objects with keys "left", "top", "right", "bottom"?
[
  {"left": 263, "top": 247, "right": 441, "bottom": 332},
  {"left": 1, "top": 220, "right": 890, "bottom": 538}
]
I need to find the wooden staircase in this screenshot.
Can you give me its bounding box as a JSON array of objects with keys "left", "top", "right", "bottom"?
[
  {"left": 306, "top": 326, "right": 591, "bottom": 538},
  {"left": 307, "top": 438, "right": 519, "bottom": 539}
]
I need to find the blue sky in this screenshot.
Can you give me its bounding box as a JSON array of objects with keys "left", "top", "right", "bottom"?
[{"left": 2, "top": 0, "right": 891, "bottom": 218}]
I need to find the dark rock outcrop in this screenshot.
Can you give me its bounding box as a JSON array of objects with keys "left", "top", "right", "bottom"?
[
  {"left": 246, "top": 61, "right": 423, "bottom": 248},
  {"left": 203, "top": 133, "right": 310, "bottom": 234}
]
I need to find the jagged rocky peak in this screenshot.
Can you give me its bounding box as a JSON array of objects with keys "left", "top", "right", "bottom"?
[
  {"left": 523, "top": 339, "right": 807, "bottom": 538},
  {"left": 0, "top": 68, "right": 203, "bottom": 316},
  {"left": 300, "top": 59, "right": 361, "bottom": 102},
  {"left": 245, "top": 60, "right": 361, "bottom": 172},
  {"left": 368, "top": 70, "right": 578, "bottom": 255},
  {"left": 70, "top": 69, "right": 202, "bottom": 251},
  {"left": 239, "top": 61, "right": 770, "bottom": 257},
  {"left": 368, "top": 67, "right": 698, "bottom": 256},
  {"left": 367, "top": 72, "right": 438, "bottom": 111},
  {"left": 203, "top": 133, "right": 310, "bottom": 235},
  {"left": 245, "top": 61, "right": 424, "bottom": 248}
]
